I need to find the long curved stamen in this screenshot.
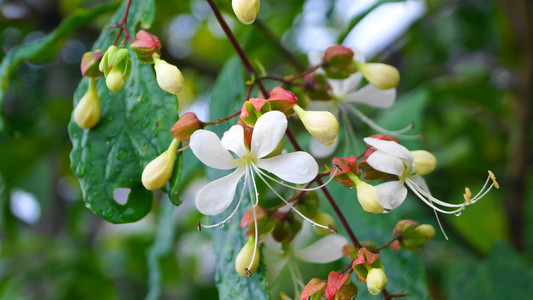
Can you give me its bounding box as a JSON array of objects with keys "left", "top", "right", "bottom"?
[
  {"left": 252, "top": 163, "right": 338, "bottom": 192},
  {"left": 341, "top": 103, "right": 419, "bottom": 139},
  {"left": 405, "top": 178, "right": 466, "bottom": 208},
  {"left": 404, "top": 180, "right": 465, "bottom": 214},
  {"left": 245, "top": 167, "right": 259, "bottom": 276},
  {"left": 252, "top": 166, "right": 330, "bottom": 230},
  {"left": 250, "top": 166, "right": 260, "bottom": 206},
  {"left": 287, "top": 262, "right": 300, "bottom": 298},
  {"left": 430, "top": 206, "right": 449, "bottom": 240},
  {"left": 200, "top": 174, "right": 248, "bottom": 229}
]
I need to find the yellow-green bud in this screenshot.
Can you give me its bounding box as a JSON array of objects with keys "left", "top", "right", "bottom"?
[
  {"left": 366, "top": 268, "right": 387, "bottom": 295},
  {"left": 313, "top": 212, "right": 336, "bottom": 235},
  {"left": 74, "top": 78, "right": 100, "bottom": 129},
  {"left": 355, "top": 181, "right": 384, "bottom": 214},
  {"left": 232, "top": 0, "right": 260, "bottom": 25},
  {"left": 153, "top": 55, "right": 184, "bottom": 95},
  {"left": 411, "top": 150, "right": 437, "bottom": 175},
  {"left": 359, "top": 63, "right": 399, "bottom": 90},
  {"left": 141, "top": 139, "right": 179, "bottom": 190},
  {"left": 106, "top": 68, "right": 125, "bottom": 93},
  {"left": 293, "top": 105, "right": 339, "bottom": 146},
  {"left": 414, "top": 224, "right": 435, "bottom": 241},
  {"left": 235, "top": 237, "right": 260, "bottom": 276}
]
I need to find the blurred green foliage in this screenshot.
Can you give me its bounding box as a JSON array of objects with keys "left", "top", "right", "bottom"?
[{"left": 1, "top": 0, "right": 532, "bottom": 299}]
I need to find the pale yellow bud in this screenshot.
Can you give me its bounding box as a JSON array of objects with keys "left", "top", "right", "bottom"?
[
  {"left": 232, "top": 0, "right": 260, "bottom": 25},
  {"left": 356, "top": 181, "right": 384, "bottom": 214},
  {"left": 74, "top": 78, "right": 100, "bottom": 129},
  {"left": 106, "top": 67, "right": 125, "bottom": 92},
  {"left": 235, "top": 237, "right": 260, "bottom": 276},
  {"left": 359, "top": 63, "right": 399, "bottom": 90},
  {"left": 414, "top": 224, "right": 435, "bottom": 241},
  {"left": 411, "top": 150, "right": 437, "bottom": 175},
  {"left": 366, "top": 268, "right": 387, "bottom": 295},
  {"left": 154, "top": 56, "right": 184, "bottom": 95},
  {"left": 293, "top": 105, "right": 339, "bottom": 146},
  {"left": 141, "top": 139, "right": 179, "bottom": 190}
]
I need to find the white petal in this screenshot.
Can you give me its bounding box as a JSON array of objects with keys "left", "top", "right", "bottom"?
[
  {"left": 251, "top": 111, "right": 287, "bottom": 158},
  {"left": 364, "top": 137, "right": 413, "bottom": 164},
  {"left": 221, "top": 125, "right": 248, "bottom": 158},
  {"left": 344, "top": 85, "right": 396, "bottom": 108},
  {"left": 294, "top": 235, "right": 348, "bottom": 263},
  {"left": 263, "top": 237, "right": 289, "bottom": 285},
  {"left": 329, "top": 73, "right": 363, "bottom": 96},
  {"left": 366, "top": 150, "right": 405, "bottom": 176},
  {"left": 373, "top": 181, "right": 408, "bottom": 211},
  {"left": 256, "top": 152, "right": 318, "bottom": 184},
  {"left": 310, "top": 136, "right": 338, "bottom": 158},
  {"left": 190, "top": 130, "right": 239, "bottom": 170},
  {"left": 195, "top": 167, "right": 245, "bottom": 215}
]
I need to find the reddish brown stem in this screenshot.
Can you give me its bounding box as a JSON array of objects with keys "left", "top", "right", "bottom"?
[
  {"left": 373, "top": 235, "right": 400, "bottom": 252},
  {"left": 205, "top": 0, "right": 269, "bottom": 97},
  {"left": 203, "top": 110, "right": 241, "bottom": 126},
  {"left": 110, "top": 0, "right": 133, "bottom": 45}
]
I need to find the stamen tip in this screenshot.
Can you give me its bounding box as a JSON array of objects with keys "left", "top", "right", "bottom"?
[
  {"left": 328, "top": 224, "right": 337, "bottom": 233},
  {"left": 197, "top": 220, "right": 202, "bottom": 232},
  {"left": 245, "top": 268, "right": 252, "bottom": 277},
  {"left": 488, "top": 171, "right": 499, "bottom": 189}
]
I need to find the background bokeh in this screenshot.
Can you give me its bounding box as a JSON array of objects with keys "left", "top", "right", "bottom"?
[{"left": 1, "top": 0, "right": 532, "bottom": 299}]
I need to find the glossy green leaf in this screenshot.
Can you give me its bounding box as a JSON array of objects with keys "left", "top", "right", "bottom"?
[
  {"left": 207, "top": 57, "right": 269, "bottom": 299},
  {"left": 0, "top": 2, "right": 120, "bottom": 132},
  {"left": 68, "top": 0, "right": 179, "bottom": 223}
]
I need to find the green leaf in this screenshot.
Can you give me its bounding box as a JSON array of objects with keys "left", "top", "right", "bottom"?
[
  {"left": 68, "top": 0, "right": 179, "bottom": 223},
  {"left": 208, "top": 57, "right": 269, "bottom": 299},
  {"left": 0, "top": 2, "right": 120, "bottom": 132}
]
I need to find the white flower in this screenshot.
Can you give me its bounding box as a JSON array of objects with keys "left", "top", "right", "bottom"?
[
  {"left": 189, "top": 110, "right": 318, "bottom": 217},
  {"left": 363, "top": 137, "right": 498, "bottom": 218},
  {"left": 263, "top": 227, "right": 348, "bottom": 289},
  {"left": 307, "top": 50, "right": 414, "bottom": 158}
]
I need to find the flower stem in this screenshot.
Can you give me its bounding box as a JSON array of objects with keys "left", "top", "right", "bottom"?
[
  {"left": 203, "top": 109, "right": 241, "bottom": 126},
  {"left": 205, "top": 0, "right": 269, "bottom": 97},
  {"left": 108, "top": 0, "right": 133, "bottom": 45}
]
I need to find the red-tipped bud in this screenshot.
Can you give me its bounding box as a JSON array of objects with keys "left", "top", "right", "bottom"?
[
  {"left": 322, "top": 45, "right": 357, "bottom": 79},
  {"left": 330, "top": 155, "right": 359, "bottom": 188},
  {"left": 267, "top": 87, "right": 298, "bottom": 113},
  {"left": 130, "top": 30, "right": 162, "bottom": 63},
  {"left": 80, "top": 50, "right": 104, "bottom": 78},
  {"left": 351, "top": 248, "right": 384, "bottom": 283},
  {"left": 304, "top": 73, "right": 332, "bottom": 100},
  {"left": 360, "top": 134, "right": 400, "bottom": 181},
  {"left": 324, "top": 271, "right": 351, "bottom": 300},
  {"left": 171, "top": 112, "right": 203, "bottom": 142}
]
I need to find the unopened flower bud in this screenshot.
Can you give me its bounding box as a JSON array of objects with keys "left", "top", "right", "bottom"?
[
  {"left": 415, "top": 224, "right": 435, "bottom": 241},
  {"left": 232, "top": 0, "right": 260, "bottom": 25},
  {"left": 130, "top": 30, "right": 161, "bottom": 63},
  {"left": 142, "top": 139, "right": 179, "bottom": 190},
  {"left": 331, "top": 156, "right": 359, "bottom": 188},
  {"left": 74, "top": 78, "right": 100, "bottom": 129},
  {"left": 235, "top": 237, "right": 260, "bottom": 276},
  {"left": 171, "top": 112, "right": 204, "bottom": 142},
  {"left": 313, "top": 211, "right": 336, "bottom": 235},
  {"left": 355, "top": 181, "right": 384, "bottom": 214},
  {"left": 304, "top": 73, "right": 332, "bottom": 100},
  {"left": 358, "top": 63, "right": 399, "bottom": 90},
  {"left": 240, "top": 98, "right": 271, "bottom": 126},
  {"left": 322, "top": 45, "right": 357, "bottom": 79},
  {"left": 411, "top": 150, "right": 437, "bottom": 175},
  {"left": 99, "top": 45, "right": 131, "bottom": 92},
  {"left": 293, "top": 105, "right": 339, "bottom": 145},
  {"left": 153, "top": 55, "right": 184, "bottom": 95},
  {"left": 267, "top": 87, "right": 298, "bottom": 113},
  {"left": 80, "top": 50, "right": 104, "bottom": 77},
  {"left": 366, "top": 268, "right": 387, "bottom": 295}
]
